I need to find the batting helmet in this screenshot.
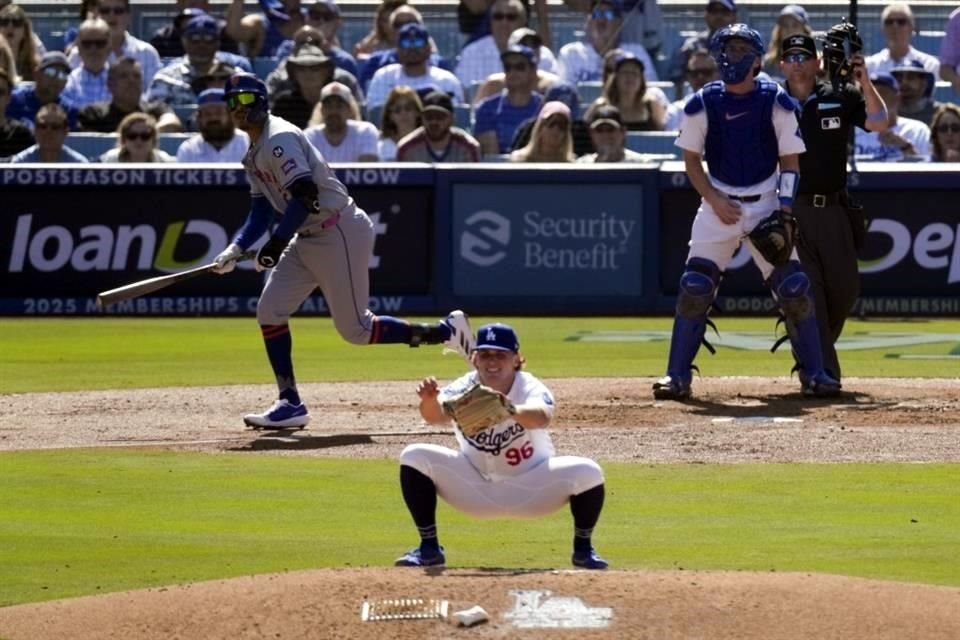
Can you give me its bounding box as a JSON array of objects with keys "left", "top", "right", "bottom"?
[
  {"left": 710, "top": 23, "right": 764, "bottom": 84},
  {"left": 224, "top": 72, "right": 269, "bottom": 124}
]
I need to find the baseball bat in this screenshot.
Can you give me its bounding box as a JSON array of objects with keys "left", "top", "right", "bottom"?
[{"left": 96, "top": 249, "right": 256, "bottom": 310}]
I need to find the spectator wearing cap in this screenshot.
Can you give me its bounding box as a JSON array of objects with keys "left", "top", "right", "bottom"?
[
  {"left": 940, "top": 7, "right": 960, "bottom": 93},
  {"left": 0, "top": 67, "right": 34, "bottom": 157},
  {"left": 65, "top": 0, "right": 161, "bottom": 91},
  {"left": 150, "top": 2, "right": 241, "bottom": 58},
  {"left": 474, "top": 44, "right": 543, "bottom": 154},
  {"left": 377, "top": 85, "right": 423, "bottom": 160},
  {"left": 7, "top": 51, "right": 81, "bottom": 130},
  {"left": 761, "top": 5, "right": 811, "bottom": 80},
  {"left": 366, "top": 23, "right": 464, "bottom": 109},
  {"left": 271, "top": 43, "right": 336, "bottom": 128},
  {"left": 358, "top": 6, "right": 452, "bottom": 93},
  {"left": 854, "top": 73, "right": 930, "bottom": 161},
  {"left": 891, "top": 59, "right": 941, "bottom": 125},
  {"left": 79, "top": 57, "right": 182, "bottom": 132},
  {"left": 147, "top": 14, "right": 241, "bottom": 107},
  {"left": 589, "top": 51, "right": 667, "bottom": 131},
  {"left": 576, "top": 104, "right": 650, "bottom": 162},
  {"left": 10, "top": 103, "right": 88, "bottom": 163},
  {"left": 454, "top": 0, "right": 556, "bottom": 90},
  {"left": 470, "top": 27, "right": 560, "bottom": 106},
  {"left": 664, "top": 49, "right": 718, "bottom": 130},
  {"left": 667, "top": 0, "right": 736, "bottom": 100},
  {"left": 508, "top": 82, "right": 593, "bottom": 156},
  {"left": 62, "top": 18, "right": 113, "bottom": 108},
  {"left": 866, "top": 3, "right": 940, "bottom": 80},
  {"left": 509, "top": 100, "right": 575, "bottom": 162},
  {"left": 176, "top": 88, "right": 249, "bottom": 162},
  {"left": 557, "top": 0, "right": 657, "bottom": 89},
  {"left": 397, "top": 89, "right": 480, "bottom": 162},
  {"left": 266, "top": 27, "right": 363, "bottom": 104},
  {"left": 304, "top": 81, "right": 379, "bottom": 161},
  {"left": 272, "top": 1, "right": 359, "bottom": 79},
  {"left": 561, "top": 0, "right": 663, "bottom": 62},
  {"left": 225, "top": 0, "right": 308, "bottom": 59}
]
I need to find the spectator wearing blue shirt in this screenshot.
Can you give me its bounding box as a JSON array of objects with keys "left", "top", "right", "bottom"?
[
  {"left": 6, "top": 52, "right": 80, "bottom": 130},
  {"left": 273, "top": 5, "right": 359, "bottom": 81},
  {"left": 62, "top": 18, "right": 113, "bottom": 109},
  {"left": 10, "top": 103, "right": 88, "bottom": 163},
  {"left": 474, "top": 44, "right": 542, "bottom": 154},
  {"left": 358, "top": 6, "right": 451, "bottom": 93},
  {"left": 150, "top": 3, "right": 241, "bottom": 57}
]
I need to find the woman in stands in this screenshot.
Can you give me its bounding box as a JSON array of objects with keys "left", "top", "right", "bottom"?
[
  {"left": 0, "top": 4, "right": 39, "bottom": 81},
  {"left": 930, "top": 103, "right": 960, "bottom": 162},
  {"left": 378, "top": 85, "right": 423, "bottom": 160},
  {"left": 0, "top": 33, "right": 16, "bottom": 82},
  {"left": 509, "top": 100, "right": 574, "bottom": 162},
  {"left": 589, "top": 52, "right": 665, "bottom": 131},
  {"left": 100, "top": 112, "right": 175, "bottom": 163},
  {"left": 353, "top": 0, "right": 406, "bottom": 60}
]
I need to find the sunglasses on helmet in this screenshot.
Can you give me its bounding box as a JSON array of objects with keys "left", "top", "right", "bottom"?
[{"left": 226, "top": 92, "right": 259, "bottom": 109}]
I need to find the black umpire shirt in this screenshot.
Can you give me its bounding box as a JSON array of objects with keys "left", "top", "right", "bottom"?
[{"left": 786, "top": 80, "right": 867, "bottom": 194}]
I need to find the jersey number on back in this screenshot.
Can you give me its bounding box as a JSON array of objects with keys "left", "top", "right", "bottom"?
[{"left": 505, "top": 441, "right": 534, "bottom": 466}]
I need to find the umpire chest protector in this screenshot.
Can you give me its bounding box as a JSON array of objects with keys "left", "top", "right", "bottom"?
[{"left": 687, "top": 80, "right": 793, "bottom": 187}]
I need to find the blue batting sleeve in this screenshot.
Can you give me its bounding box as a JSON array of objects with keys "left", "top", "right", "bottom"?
[
  {"left": 273, "top": 196, "right": 310, "bottom": 242},
  {"left": 232, "top": 195, "right": 275, "bottom": 250}
]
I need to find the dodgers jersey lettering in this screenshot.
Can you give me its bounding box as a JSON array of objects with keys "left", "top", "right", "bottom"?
[
  {"left": 242, "top": 114, "right": 353, "bottom": 230},
  {"left": 439, "top": 371, "right": 556, "bottom": 480}
]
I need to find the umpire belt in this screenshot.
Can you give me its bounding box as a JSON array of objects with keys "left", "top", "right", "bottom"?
[{"left": 796, "top": 192, "right": 843, "bottom": 208}]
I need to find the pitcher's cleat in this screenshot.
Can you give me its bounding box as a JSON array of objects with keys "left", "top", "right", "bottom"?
[
  {"left": 243, "top": 399, "right": 310, "bottom": 430},
  {"left": 571, "top": 547, "right": 609, "bottom": 570},
  {"left": 442, "top": 310, "right": 475, "bottom": 362},
  {"left": 395, "top": 546, "right": 446, "bottom": 568},
  {"left": 800, "top": 371, "right": 842, "bottom": 398},
  {"left": 652, "top": 375, "right": 692, "bottom": 401}
]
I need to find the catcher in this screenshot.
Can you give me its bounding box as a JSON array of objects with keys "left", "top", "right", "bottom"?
[{"left": 394, "top": 323, "right": 608, "bottom": 570}]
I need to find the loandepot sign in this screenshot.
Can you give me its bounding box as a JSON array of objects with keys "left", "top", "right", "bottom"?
[{"left": 567, "top": 331, "right": 960, "bottom": 353}]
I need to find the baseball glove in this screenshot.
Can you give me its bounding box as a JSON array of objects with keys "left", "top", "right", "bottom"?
[
  {"left": 749, "top": 209, "right": 797, "bottom": 267},
  {"left": 442, "top": 383, "right": 516, "bottom": 436}
]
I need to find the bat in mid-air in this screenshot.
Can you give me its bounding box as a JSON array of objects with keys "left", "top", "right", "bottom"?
[{"left": 96, "top": 250, "right": 256, "bottom": 310}]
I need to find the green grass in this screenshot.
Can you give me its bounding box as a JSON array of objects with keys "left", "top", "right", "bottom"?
[
  {"left": 0, "top": 451, "right": 958, "bottom": 606},
  {"left": 2, "top": 317, "right": 959, "bottom": 393}
]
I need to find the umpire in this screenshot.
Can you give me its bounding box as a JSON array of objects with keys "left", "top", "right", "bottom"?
[{"left": 779, "top": 33, "right": 888, "bottom": 385}]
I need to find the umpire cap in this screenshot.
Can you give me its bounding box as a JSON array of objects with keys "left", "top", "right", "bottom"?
[{"left": 475, "top": 323, "right": 520, "bottom": 352}]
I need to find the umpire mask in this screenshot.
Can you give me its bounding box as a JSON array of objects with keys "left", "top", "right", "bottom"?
[{"left": 823, "top": 19, "right": 863, "bottom": 90}]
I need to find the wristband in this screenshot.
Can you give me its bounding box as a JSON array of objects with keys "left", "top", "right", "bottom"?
[
  {"left": 778, "top": 170, "right": 799, "bottom": 208},
  {"left": 866, "top": 109, "right": 888, "bottom": 123}
]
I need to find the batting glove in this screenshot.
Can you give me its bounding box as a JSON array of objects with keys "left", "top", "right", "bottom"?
[
  {"left": 212, "top": 243, "right": 242, "bottom": 274},
  {"left": 256, "top": 236, "right": 288, "bottom": 270}
]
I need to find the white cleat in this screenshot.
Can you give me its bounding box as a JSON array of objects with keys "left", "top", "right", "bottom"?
[
  {"left": 243, "top": 399, "right": 310, "bottom": 430},
  {"left": 442, "top": 310, "right": 475, "bottom": 363}
]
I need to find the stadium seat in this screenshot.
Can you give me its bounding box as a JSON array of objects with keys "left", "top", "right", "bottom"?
[
  {"left": 625, "top": 131, "right": 680, "bottom": 157},
  {"left": 577, "top": 81, "right": 604, "bottom": 105},
  {"left": 934, "top": 81, "right": 957, "bottom": 104}
]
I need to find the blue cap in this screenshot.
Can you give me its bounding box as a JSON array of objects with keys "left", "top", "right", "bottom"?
[
  {"left": 184, "top": 14, "right": 219, "bottom": 36},
  {"left": 198, "top": 88, "right": 225, "bottom": 105},
  {"left": 871, "top": 73, "right": 899, "bottom": 91},
  {"left": 708, "top": 0, "right": 736, "bottom": 10},
  {"left": 779, "top": 4, "right": 808, "bottom": 24},
  {"left": 475, "top": 323, "right": 520, "bottom": 352},
  {"left": 397, "top": 22, "right": 429, "bottom": 42},
  {"left": 501, "top": 44, "right": 539, "bottom": 67},
  {"left": 544, "top": 82, "right": 579, "bottom": 113}
]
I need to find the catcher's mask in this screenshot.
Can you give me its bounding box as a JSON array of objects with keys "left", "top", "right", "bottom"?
[
  {"left": 710, "top": 23, "right": 764, "bottom": 84},
  {"left": 822, "top": 19, "right": 863, "bottom": 89}
]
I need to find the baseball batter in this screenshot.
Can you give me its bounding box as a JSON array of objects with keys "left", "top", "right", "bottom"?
[
  {"left": 213, "top": 73, "right": 475, "bottom": 429},
  {"left": 395, "top": 323, "right": 609, "bottom": 570},
  {"left": 653, "top": 24, "right": 841, "bottom": 401}
]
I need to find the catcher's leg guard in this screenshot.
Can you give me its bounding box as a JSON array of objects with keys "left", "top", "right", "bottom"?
[
  {"left": 768, "top": 261, "right": 840, "bottom": 397},
  {"left": 654, "top": 258, "right": 720, "bottom": 399}
]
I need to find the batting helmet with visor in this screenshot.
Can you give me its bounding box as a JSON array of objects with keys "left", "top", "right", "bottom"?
[
  {"left": 224, "top": 72, "right": 269, "bottom": 124},
  {"left": 710, "top": 23, "right": 763, "bottom": 84}
]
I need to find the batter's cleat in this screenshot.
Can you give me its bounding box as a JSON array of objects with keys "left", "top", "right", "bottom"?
[
  {"left": 572, "top": 547, "right": 609, "bottom": 570},
  {"left": 652, "top": 376, "right": 692, "bottom": 400},
  {"left": 395, "top": 545, "right": 446, "bottom": 567},
  {"left": 243, "top": 399, "right": 310, "bottom": 430},
  {"left": 442, "top": 310, "right": 475, "bottom": 362},
  {"left": 800, "top": 371, "right": 842, "bottom": 398}
]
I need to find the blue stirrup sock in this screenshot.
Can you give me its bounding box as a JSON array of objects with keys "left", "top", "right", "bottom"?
[{"left": 261, "top": 324, "right": 300, "bottom": 405}]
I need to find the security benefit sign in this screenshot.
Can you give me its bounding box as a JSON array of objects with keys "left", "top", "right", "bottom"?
[{"left": 452, "top": 184, "right": 644, "bottom": 296}]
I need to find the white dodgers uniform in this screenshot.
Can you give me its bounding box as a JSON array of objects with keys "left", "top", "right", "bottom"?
[
  {"left": 243, "top": 114, "right": 379, "bottom": 343},
  {"left": 399, "top": 370, "right": 604, "bottom": 519}
]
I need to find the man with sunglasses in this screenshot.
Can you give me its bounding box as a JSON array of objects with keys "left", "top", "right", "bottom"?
[
  {"left": 212, "top": 72, "right": 476, "bottom": 430},
  {"left": 150, "top": 3, "right": 240, "bottom": 58},
  {"left": 667, "top": 0, "right": 737, "bottom": 101},
  {"left": 556, "top": 0, "right": 657, "bottom": 88},
  {"left": 62, "top": 18, "right": 113, "bottom": 109},
  {"left": 366, "top": 22, "right": 464, "bottom": 109},
  {"left": 271, "top": 1, "right": 359, "bottom": 80},
  {"left": 7, "top": 52, "right": 81, "bottom": 130},
  {"left": 664, "top": 48, "right": 719, "bottom": 130},
  {"left": 781, "top": 33, "right": 887, "bottom": 389},
  {"left": 65, "top": 0, "right": 161, "bottom": 91},
  {"left": 474, "top": 43, "right": 542, "bottom": 155},
  {"left": 866, "top": 3, "right": 940, "bottom": 79},
  {"left": 10, "top": 103, "right": 88, "bottom": 163},
  {"left": 80, "top": 57, "right": 182, "bottom": 133}
]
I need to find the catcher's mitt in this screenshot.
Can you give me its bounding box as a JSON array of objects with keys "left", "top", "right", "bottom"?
[
  {"left": 442, "top": 383, "right": 516, "bottom": 436},
  {"left": 749, "top": 209, "right": 797, "bottom": 267}
]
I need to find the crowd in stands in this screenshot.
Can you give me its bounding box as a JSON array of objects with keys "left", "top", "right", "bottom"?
[{"left": 2, "top": 0, "right": 960, "bottom": 164}]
